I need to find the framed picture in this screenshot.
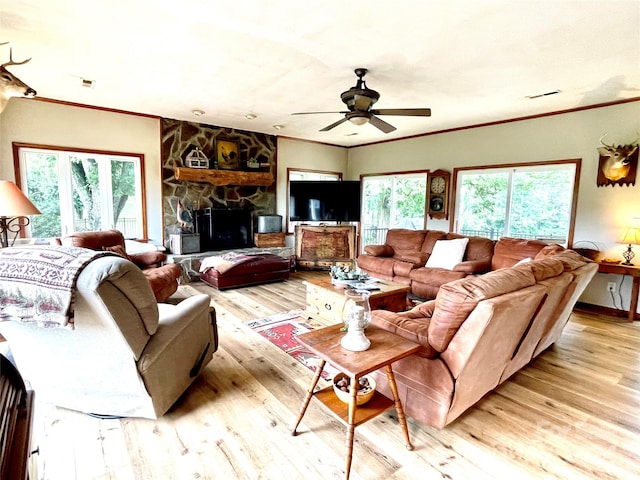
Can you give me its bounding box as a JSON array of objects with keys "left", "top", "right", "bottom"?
[{"left": 216, "top": 139, "right": 239, "bottom": 170}]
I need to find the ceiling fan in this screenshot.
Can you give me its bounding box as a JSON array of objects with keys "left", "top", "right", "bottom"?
[{"left": 292, "top": 68, "right": 431, "bottom": 134}]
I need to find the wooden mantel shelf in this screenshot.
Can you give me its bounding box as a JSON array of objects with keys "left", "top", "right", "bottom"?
[{"left": 174, "top": 167, "right": 274, "bottom": 186}]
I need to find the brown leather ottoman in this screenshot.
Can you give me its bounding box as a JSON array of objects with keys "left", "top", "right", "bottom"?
[{"left": 200, "top": 254, "right": 290, "bottom": 290}]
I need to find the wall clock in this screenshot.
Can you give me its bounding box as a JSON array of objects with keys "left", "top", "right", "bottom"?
[{"left": 427, "top": 169, "right": 450, "bottom": 220}]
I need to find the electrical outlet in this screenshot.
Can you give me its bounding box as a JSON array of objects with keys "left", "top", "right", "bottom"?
[{"left": 607, "top": 282, "right": 617, "bottom": 293}]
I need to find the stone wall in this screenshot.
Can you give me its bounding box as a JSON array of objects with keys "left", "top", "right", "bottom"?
[{"left": 161, "top": 118, "right": 277, "bottom": 245}]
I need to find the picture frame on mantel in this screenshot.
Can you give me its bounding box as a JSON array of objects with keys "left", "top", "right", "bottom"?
[{"left": 216, "top": 139, "right": 239, "bottom": 170}]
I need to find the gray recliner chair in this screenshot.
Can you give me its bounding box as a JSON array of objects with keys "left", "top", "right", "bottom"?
[{"left": 0, "top": 254, "right": 217, "bottom": 419}]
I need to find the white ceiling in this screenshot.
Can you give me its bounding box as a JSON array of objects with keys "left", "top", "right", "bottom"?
[{"left": 2, "top": 0, "right": 639, "bottom": 147}]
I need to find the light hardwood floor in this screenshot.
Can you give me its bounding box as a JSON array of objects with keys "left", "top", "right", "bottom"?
[{"left": 31, "top": 271, "right": 640, "bottom": 479}]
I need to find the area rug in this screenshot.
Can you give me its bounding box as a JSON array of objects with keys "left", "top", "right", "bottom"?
[{"left": 247, "top": 309, "right": 339, "bottom": 380}]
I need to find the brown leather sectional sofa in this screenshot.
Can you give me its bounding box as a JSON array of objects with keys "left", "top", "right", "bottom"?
[
  {"left": 370, "top": 246, "right": 598, "bottom": 428},
  {"left": 357, "top": 228, "right": 556, "bottom": 299}
]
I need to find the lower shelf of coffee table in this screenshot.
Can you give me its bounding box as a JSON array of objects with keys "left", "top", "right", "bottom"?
[{"left": 314, "top": 386, "right": 394, "bottom": 427}]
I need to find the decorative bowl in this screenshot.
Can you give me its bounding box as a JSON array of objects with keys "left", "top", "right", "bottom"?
[{"left": 333, "top": 373, "right": 376, "bottom": 406}]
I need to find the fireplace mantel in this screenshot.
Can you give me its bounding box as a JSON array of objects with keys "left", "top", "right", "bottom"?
[{"left": 174, "top": 167, "right": 274, "bottom": 186}]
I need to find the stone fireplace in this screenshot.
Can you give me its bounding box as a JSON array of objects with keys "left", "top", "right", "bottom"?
[{"left": 161, "top": 118, "right": 277, "bottom": 250}]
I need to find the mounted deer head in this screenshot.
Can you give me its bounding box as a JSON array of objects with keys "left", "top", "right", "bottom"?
[
  {"left": 597, "top": 133, "right": 640, "bottom": 186},
  {"left": 0, "top": 43, "right": 37, "bottom": 113}
]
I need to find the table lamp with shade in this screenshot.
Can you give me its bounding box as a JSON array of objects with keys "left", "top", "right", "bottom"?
[
  {"left": 0, "top": 180, "right": 41, "bottom": 249},
  {"left": 619, "top": 224, "right": 640, "bottom": 266}
]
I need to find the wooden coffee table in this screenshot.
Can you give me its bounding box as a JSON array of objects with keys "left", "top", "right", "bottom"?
[
  {"left": 291, "top": 324, "right": 421, "bottom": 480},
  {"left": 302, "top": 277, "right": 410, "bottom": 324}
]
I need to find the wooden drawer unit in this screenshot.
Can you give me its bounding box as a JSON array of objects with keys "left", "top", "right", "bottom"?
[
  {"left": 304, "top": 281, "right": 345, "bottom": 323},
  {"left": 302, "top": 277, "right": 410, "bottom": 325},
  {"left": 254, "top": 233, "right": 285, "bottom": 247}
]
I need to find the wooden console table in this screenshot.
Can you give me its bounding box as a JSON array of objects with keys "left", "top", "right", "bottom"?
[{"left": 598, "top": 262, "right": 640, "bottom": 322}]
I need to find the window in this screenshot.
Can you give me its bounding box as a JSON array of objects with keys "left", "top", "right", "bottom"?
[
  {"left": 286, "top": 168, "right": 341, "bottom": 234},
  {"left": 453, "top": 160, "right": 580, "bottom": 245},
  {"left": 15, "top": 145, "right": 146, "bottom": 239},
  {"left": 361, "top": 172, "right": 427, "bottom": 250}
]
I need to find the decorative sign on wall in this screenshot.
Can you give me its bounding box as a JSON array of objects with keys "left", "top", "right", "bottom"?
[{"left": 596, "top": 135, "right": 639, "bottom": 187}]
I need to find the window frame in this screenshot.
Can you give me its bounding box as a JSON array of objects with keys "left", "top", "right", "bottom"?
[
  {"left": 360, "top": 169, "right": 429, "bottom": 252},
  {"left": 12, "top": 142, "right": 148, "bottom": 240},
  {"left": 450, "top": 159, "right": 581, "bottom": 246}
]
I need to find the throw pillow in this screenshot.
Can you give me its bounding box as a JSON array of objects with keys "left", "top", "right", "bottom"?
[{"left": 425, "top": 238, "right": 469, "bottom": 270}]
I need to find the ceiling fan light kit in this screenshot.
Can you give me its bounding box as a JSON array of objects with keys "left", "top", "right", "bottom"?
[
  {"left": 347, "top": 111, "right": 370, "bottom": 126},
  {"left": 293, "top": 67, "right": 431, "bottom": 134}
]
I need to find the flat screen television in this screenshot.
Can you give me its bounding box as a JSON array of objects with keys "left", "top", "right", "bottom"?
[{"left": 289, "top": 180, "right": 361, "bottom": 222}]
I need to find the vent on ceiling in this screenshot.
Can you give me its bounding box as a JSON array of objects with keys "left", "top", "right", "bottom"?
[{"left": 526, "top": 90, "right": 560, "bottom": 99}]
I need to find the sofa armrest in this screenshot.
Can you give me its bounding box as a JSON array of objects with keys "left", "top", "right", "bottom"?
[
  {"left": 371, "top": 309, "right": 438, "bottom": 358},
  {"left": 401, "top": 299, "right": 437, "bottom": 318},
  {"left": 453, "top": 259, "right": 491, "bottom": 274},
  {"left": 364, "top": 244, "right": 394, "bottom": 257},
  {"left": 130, "top": 251, "right": 168, "bottom": 269}
]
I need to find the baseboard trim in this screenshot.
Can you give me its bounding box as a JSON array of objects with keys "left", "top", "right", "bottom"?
[{"left": 574, "top": 301, "right": 636, "bottom": 321}]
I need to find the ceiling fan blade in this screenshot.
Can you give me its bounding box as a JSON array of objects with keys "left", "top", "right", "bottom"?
[
  {"left": 319, "top": 117, "right": 348, "bottom": 132},
  {"left": 370, "top": 108, "right": 432, "bottom": 117},
  {"left": 292, "top": 111, "right": 349, "bottom": 115},
  {"left": 368, "top": 114, "right": 397, "bottom": 134}
]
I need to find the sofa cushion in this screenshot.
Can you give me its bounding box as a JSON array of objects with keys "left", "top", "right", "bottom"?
[
  {"left": 364, "top": 244, "right": 394, "bottom": 257},
  {"left": 428, "top": 267, "right": 536, "bottom": 352},
  {"left": 385, "top": 229, "right": 427, "bottom": 258},
  {"left": 491, "top": 237, "right": 549, "bottom": 270},
  {"left": 357, "top": 254, "right": 396, "bottom": 278},
  {"left": 543, "top": 249, "right": 589, "bottom": 271},
  {"left": 410, "top": 267, "right": 467, "bottom": 285},
  {"left": 448, "top": 234, "right": 495, "bottom": 262},
  {"left": 371, "top": 310, "right": 438, "bottom": 358},
  {"left": 420, "top": 230, "right": 447, "bottom": 255},
  {"left": 425, "top": 238, "right": 469, "bottom": 270},
  {"left": 62, "top": 229, "right": 125, "bottom": 250},
  {"left": 533, "top": 243, "right": 566, "bottom": 260},
  {"left": 393, "top": 260, "right": 418, "bottom": 277},
  {"left": 515, "top": 257, "right": 564, "bottom": 281}
]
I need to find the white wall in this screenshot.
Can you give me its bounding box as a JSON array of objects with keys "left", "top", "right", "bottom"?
[
  {"left": 3, "top": 97, "right": 639, "bottom": 312},
  {"left": 348, "top": 101, "right": 640, "bottom": 312},
  {"left": 0, "top": 98, "right": 164, "bottom": 243},
  {"left": 276, "top": 137, "right": 348, "bottom": 247}
]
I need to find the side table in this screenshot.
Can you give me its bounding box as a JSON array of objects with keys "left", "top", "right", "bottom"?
[
  {"left": 598, "top": 262, "right": 640, "bottom": 322},
  {"left": 291, "top": 324, "right": 421, "bottom": 480}
]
